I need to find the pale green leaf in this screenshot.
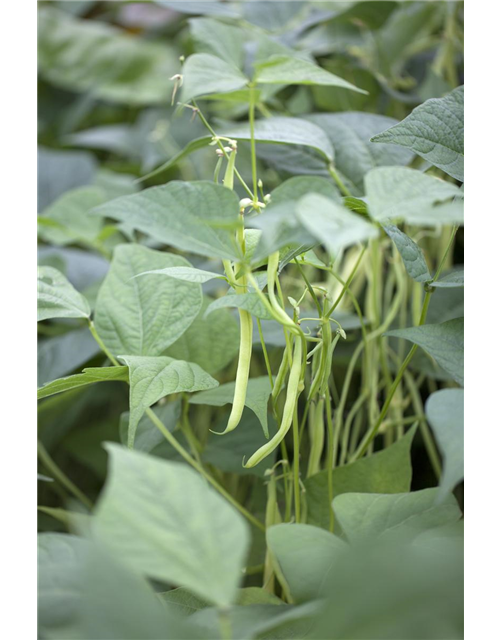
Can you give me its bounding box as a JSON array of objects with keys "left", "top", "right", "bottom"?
[
  {"left": 159, "top": 1, "right": 241, "bottom": 18},
  {"left": 365, "top": 167, "right": 463, "bottom": 225},
  {"left": 383, "top": 224, "right": 432, "bottom": 282},
  {"left": 254, "top": 55, "right": 366, "bottom": 94},
  {"left": 38, "top": 7, "right": 178, "bottom": 105},
  {"left": 120, "top": 401, "right": 181, "bottom": 454},
  {"left": 205, "top": 292, "right": 275, "bottom": 321},
  {"left": 433, "top": 269, "right": 464, "bottom": 288},
  {"left": 386, "top": 318, "right": 464, "bottom": 386},
  {"left": 38, "top": 366, "right": 129, "bottom": 400},
  {"left": 94, "top": 444, "right": 250, "bottom": 606},
  {"left": 426, "top": 389, "right": 464, "bottom": 501},
  {"left": 181, "top": 53, "right": 248, "bottom": 102},
  {"left": 269, "top": 176, "right": 342, "bottom": 206},
  {"left": 189, "top": 17, "right": 244, "bottom": 67},
  {"left": 94, "top": 245, "right": 203, "bottom": 357},
  {"left": 267, "top": 524, "right": 346, "bottom": 602},
  {"left": 92, "top": 181, "right": 241, "bottom": 260},
  {"left": 166, "top": 298, "right": 239, "bottom": 375},
  {"left": 371, "top": 86, "right": 464, "bottom": 181},
  {"left": 38, "top": 266, "right": 91, "bottom": 322},
  {"left": 136, "top": 266, "right": 226, "bottom": 284},
  {"left": 190, "top": 376, "right": 272, "bottom": 438},
  {"left": 236, "top": 587, "right": 284, "bottom": 606},
  {"left": 333, "top": 489, "right": 462, "bottom": 545},
  {"left": 119, "top": 355, "right": 218, "bottom": 448},
  {"left": 305, "top": 426, "right": 416, "bottom": 529}
]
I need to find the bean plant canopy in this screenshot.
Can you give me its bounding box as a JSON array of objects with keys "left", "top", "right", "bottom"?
[{"left": 37, "top": 1, "right": 464, "bottom": 639}]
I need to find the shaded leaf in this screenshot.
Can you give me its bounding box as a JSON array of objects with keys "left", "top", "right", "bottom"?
[
  {"left": 119, "top": 401, "right": 181, "bottom": 454},
  {"left": 384, "top": 224, "right": 432, "bottom": 282},
  {"left": 137, "top": 266, "right": 226, "bottom": 284},
  {"left": 205, "top": 292, "right": 275, "bottom": 321}
]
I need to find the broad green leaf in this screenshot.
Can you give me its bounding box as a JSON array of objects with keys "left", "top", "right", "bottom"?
[
  {"left": 371, "top": 86, "right": 464, "bottom": 181},
  {"left": 38, "top": 7, "right": 178, "bottom": 105},
  {"left": 205, "top": 292, "right": 275, "bottom": 321},
  {"left": 38, "top": 266, "right": 91, "bottom": 322},
  {"left": 38, "top": 186, "right": 105, "bottom": 246},
  {"left": 305, "top": 426, "right": 416, "bottom": 530},
  {"left": 38, "top": 534, "right": 89, "bottom": 637},
  {"left": 181, "top": 53, "right": 249, "bottom": 102},
  {"left": 189, "top": 17, "right": 244, "bottom": 67},
  {"left": 94, "top": 245, "right": 203, "bottom": 357},
  {"left": 119, "top": 401, "right": 181, "bottom": 454},
  {"left": 223, "top": 116, "right": 334, "bottom": 163},
  {"left": 203, "top": 410, "right": 277, "bottom": 476},
  {"left": 365, "top": 166, "right": 463, "bottom": 225},
  {"left": 190, "top": 376, "right": 272, "bottom": 438},
  {"left": 94, "top": 444, "right": 250, "bottom": 606},
  {"left": 267, "top": 524, "right": 346, "bottom": 602},
  {"left": 138, "top": 135, "right": 212, "bottom": 182},
  {"left": 254, "top": 55, "right": 366, "bottom": 94},
  {"left": 308, "top": 112, "right": 414, "bottom": 192},
  {"left": 92, "top": 181, "right": 241, "bottom": 260},
  {"left": 433, "top": 269, "right": 464, "bottom": 288},
  {"left": 333, "top": 489, "right": 462, "bottom": 545},
  {"left": 383, "top": 224, "right": 432, "bottom": 282},
  {"left": 426, "top": 389, "right": 464, "bottom": 501},
  {"left": 236, "top": 587, "right": 283, "bottom": 606},
  {"left": 269, "top": 176, "right": 342, "bottom": 206},
  {"left": 386, "top": 318, "right": 464, "bottom": 386},
  {"left": 295, "top": 193, "right": 377, "bottom": 256},
  {"left": 119, "top": 355, "right": 218, "bottom": 448},
  {"left": 38, "top": 366, "right": 129, "bottom": 400},
  {"left": 165, "top": 298, "right": 239, "bottom": 375},
  {"left": 159, "top": 588, "right": 210, "bottom": 616},
  {"left": 136, "top": 266, "right": 226, "bottom": 284}
]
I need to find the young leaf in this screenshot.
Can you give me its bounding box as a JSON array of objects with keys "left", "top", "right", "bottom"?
[
  {"left": 190, "top": 376, "right": 272, "bottom": 438},
  {"left": 432, "top": 269, "right": 464, "bottom": 288},
  {"left": 38, "top": 366, "right": 129, "bottom": 400},
  {"left": 254, "top": 55, "right": 366, "bottom": 94},
  {"left": 425, "top": 389, "right": 464, "bottom": 501},
  {"left": 92, "top": 181, "right": 241, "bottom": 260},
  {"left": 205, "top": 293, "right": 275, "bottom": 321},
  {"left": 305, "top": 426, "right": 416, "bottom": 529},
  {"left": 94, "top": 445, "right": 250, "bottom": 607},
  {"left": 38, "top": 266, "right": 91, "bottom": 322},
  {"left": 333, "top": 488, "right": 462, "bottom": 545},
  {"left": 267, "top": 524, "right": 346, "bottom": 602},
  {"left": 181, "top": 53, "right": 249, "bottom": 102},
  {"left": 136, "top": 266, "right": 227, "bottom": 284},
  {"left": 166, "top": 298, "right": 240, "bottom": 375},
  {"left": 383, "top": 224, "right": 432, "bottom": 282},
  {"left": 386, "top": 318, "right": 464, "bottom": 386},
  {"left": 365, "top": 166, "right": 463, "bottom": 225},
  {"left": 118, "top": 355, "right": 218, "bottom": 448},
  {"left": 371, "top": 86, "right": 464, "bottom": 181},
  {"left": 94, "top": 245, "right": 203, "bottom": 357}
]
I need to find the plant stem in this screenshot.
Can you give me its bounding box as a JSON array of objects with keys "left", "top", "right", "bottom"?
[
  {"left": 37, "top": 440, "right": 93, "bottom": 511},
  {"left": 249, "top": 84, "right": 258, "bottom": 201},
  {"left": 292, "top": 407, "right": 301, "bottom": 523},
  {"left": 328, "top": 163, "right": 352, "bottom": 197},
  {"left": 325, "top": 388, "right": 335, "bottom": 532},
  {"left": 88, "top": 320, "right": 119, "bottom": 366}
]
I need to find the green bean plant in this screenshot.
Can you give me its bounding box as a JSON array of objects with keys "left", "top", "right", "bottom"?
[{"left": 37, "top": 2, "right": 464, "bottom": 639}]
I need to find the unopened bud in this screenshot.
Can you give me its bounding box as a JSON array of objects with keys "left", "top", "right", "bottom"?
[
  {"left": 258, "top": 179, "right": 263, "bottom": 188},
  {"left": 239, "top": 198, "right": 253, "bottom": 209},
  {"left": 264, "top": 194, "right": 271, "bottom": 204}
]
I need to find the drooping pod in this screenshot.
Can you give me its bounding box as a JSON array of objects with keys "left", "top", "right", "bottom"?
[{"left": 244, "top": 336, "right": 303, "bottom": 468}]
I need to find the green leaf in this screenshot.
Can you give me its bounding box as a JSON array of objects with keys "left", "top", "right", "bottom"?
[
  {"left": 305, "top": 426, "right": 416, "bottom": 529},
  {"left": 94, "top": 444, "right": 250, "bottom": 607},
  {"left": 120, "top": 401, "right": 181, "bottom": 454},
  {"left": 295, "top": 193, "right": 377, "bottom": 256},
  {"left": 269, "top": 176, "right": 342, "bottom": 206},
  {"left": 386, "top": 318, "right": 464, "bottom": 386},
  {"left": 38, "top": 366, "right": 129, "bottom": 400},
  {"left": 38, "top": 186, "right": 105, "bottom": 246},
  {"left": 94, "top": 245, "right": 203, "bottom": 357},
  {"left": 267, "top": 524, "right": 346, "bottom": 602},
  {"left": 136, "top": 266, "right": 226, "bottom": 284},
  {"left": 92, "top": 181, "right": 241, "bottom": 260},
  {"left": 190, "top": 376, "right": 272, "bottom": 438},
  {"left": 433, "top": 269, "right": 464, "bottom": 288},
  {"left": 119, "top": 355, "right": 218, "bottom": 448},
  {"left": 308, "top": 112, "right": 414, "bottom": 192},
  {"left": 38, "top": 266, "right": 91, "bottom": 322},
  {"left": 205, "top": 292, "right": 275, "bottom": 321},
  {"left": 159, "top": 1, "right": 241, "bottom": 18},
  {"left": 383, "top": 224, "right": 432, "bottom": 282},
  {"left": 426, "top": 389, "right": 464, "bottom": 501},
  {"left": 371, "top": 86, "right": 464, "bottom": 181},
  {"left": 181, "top": 53, "right": 249, "bottom": 102},
  {"left": 189, "top": 17, "right": 244, "bottom": 68},
  {"left": 223, "top": 116, "right": 334, "bottom": 163},
  {"left": 365, "top": 166, "right": 463, "bottom": 225},
  {"left": 236, "top": 587, "right": 284, "bottom": 606},
  {"left": 159, "top": 588, "right": 211, "bottom": 616},
  {"left": 38, "top": 7, "right": 178, "bottom": 105},
  {"left": 254, "top": 55, "right": 366, "bottom": 94},
  {"left": 333, "top": 488, "right": 462, "bottom": 545}
]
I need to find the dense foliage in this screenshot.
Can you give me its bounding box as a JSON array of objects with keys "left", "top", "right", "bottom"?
[{"left": 37, "top": 2, "right": 464, "bottom": 639}]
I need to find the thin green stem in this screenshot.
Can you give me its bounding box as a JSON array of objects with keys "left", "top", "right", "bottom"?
[
  {"left": 325, "top": 388, "right": 335, "bottom": 533},
  {"left": 292, "top": 407, "right": 301, "bottom": 523},
  {"left": 294, "top": 259, "right": 323, "bottom": 316},
  {"left": 328, "top": 163, "right": 352, "bottom": 197},
  {"left": 88, "top": 320, "right": 119, "bottom": 366},
  {"left": 249, "top": 84, "right": 258, "bottom": 201}
]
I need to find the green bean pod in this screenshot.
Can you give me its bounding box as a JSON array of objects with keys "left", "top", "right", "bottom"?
[
  {"left": 271, "top": 347, "right": 289, "bottom": 402},
  {"left": 244, "top": 336, "right": 303, "bottom": 468}
]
